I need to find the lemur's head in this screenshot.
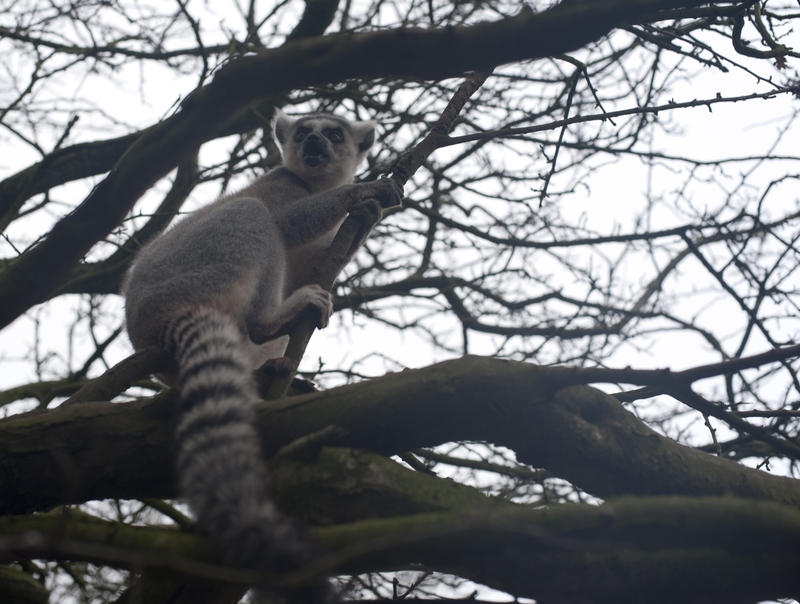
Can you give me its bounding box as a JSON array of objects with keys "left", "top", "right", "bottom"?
[{"left": 272, "top": 108, "right": 376, "bottom": 192}]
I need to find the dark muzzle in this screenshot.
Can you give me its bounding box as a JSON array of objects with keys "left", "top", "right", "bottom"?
[{"left": 302, "top": 135, "right": 328, "bottom": 167}]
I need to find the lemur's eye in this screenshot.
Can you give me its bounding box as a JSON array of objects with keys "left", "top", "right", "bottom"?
[
  {"left": 293, "top": 127, "right": 311, "bottom": 143},
  {"left": 324, "top": 127, "right": 344, "bottom": 143}
]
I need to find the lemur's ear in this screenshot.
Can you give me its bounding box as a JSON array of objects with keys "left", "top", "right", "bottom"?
[
  {"left": 351, "top": 120, "right": 377, "bottom": 153},
  {"left": 271, "top": 108, "right": 295, "bottom": 147}
]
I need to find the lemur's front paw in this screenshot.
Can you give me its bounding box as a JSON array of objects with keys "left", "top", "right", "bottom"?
[
  {"left": 373, "top": 177, "right": 404, "bottom": 209},
  {"left": 349, "top": 197, "right": 383, "bottom": 228}
]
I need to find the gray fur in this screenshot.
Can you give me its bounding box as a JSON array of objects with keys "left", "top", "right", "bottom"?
[{"left": 123, "top": 109, "right": 402, "bottom": 594}]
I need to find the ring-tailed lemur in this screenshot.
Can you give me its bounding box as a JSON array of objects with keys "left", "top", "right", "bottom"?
[{"left": 123, "top": 109, "right": 402, "bottom": 598}]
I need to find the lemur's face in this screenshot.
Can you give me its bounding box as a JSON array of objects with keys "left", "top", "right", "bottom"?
[
  {"left": 293, "top": 117, "right": 349, "bottom": 168},
  {"left": 273, "top": 111, "right": 376, "bottom": 191}
]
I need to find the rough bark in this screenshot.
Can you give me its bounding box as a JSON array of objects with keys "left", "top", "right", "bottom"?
[
  {"left": 2, "top": 356, "right": 798, "bottom": 514},
  {"left": 2, "top": 495, "right": 798, "bottom": 604}
]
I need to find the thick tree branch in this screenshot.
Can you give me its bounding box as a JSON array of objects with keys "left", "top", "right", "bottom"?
[
  {"left": 0, "top": 565, "right": 47, "bottom": 604},
  {"left": 0, "top": 132, "right": 141, "bottom": 232},
  {"left": 2, "top": 357, "right": 798, "bottom": 514},
  {"left": 129, "top": 447, "right": 498, "bottom": 604},
  {"left": 2, "top": 496, "right": 798, "bottom": 604}
]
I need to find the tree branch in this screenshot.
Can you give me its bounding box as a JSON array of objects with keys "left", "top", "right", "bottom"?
[
  {"left": 263, "top": 69, "right": 492, "bottom": 397},
  {"left": 2, "top": 496, "right": 798, "bottom": 604},
  {"left": 2, "top": 357, "right": 799, "bottom": 514}
]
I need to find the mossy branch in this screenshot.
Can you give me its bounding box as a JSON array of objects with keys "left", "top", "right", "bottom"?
[
  {"left": 2, "top": 496, "right": 798, "bottom": 603},
  {"left": 3, "top": 357, "right": 800, "bottom": 513}
]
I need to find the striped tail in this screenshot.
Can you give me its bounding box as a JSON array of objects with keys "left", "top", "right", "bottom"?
[{"left": 161, "top": 308, "right": 318, "bottom": 582}]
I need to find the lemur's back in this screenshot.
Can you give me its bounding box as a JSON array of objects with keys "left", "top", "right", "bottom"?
[{"left": 124, "top": 167, "right": 307, "bottom": 353}]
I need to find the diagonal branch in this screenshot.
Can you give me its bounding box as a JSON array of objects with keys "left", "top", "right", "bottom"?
[{"left": 263, "top": 69, "right": 492, "bottom": 398}]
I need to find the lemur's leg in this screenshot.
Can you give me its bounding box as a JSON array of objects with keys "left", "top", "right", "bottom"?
[{"left": 248, "top": 284, "right": 333, "bottom": 344}]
